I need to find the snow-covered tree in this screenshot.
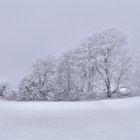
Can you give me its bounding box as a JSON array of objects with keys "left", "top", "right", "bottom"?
[
  {"left": 0, "top": 82, "right": 17, "bottom": 100},
  {"left": 18, "top": 56, "right": 57, "bottom": 101},
  {"left": 56, "top": 51, "right": 79, "bottom": 101},
  {"left": 73, "top": 45, "right": 97, "bottom": 98},
  {"left": 0, "top": 82, "right": 8, "bottom": 97},
  {"left": 94, "top": 29, "right": 131, "bottom": 98}
]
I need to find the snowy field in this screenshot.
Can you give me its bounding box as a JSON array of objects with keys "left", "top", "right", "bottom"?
[{"left": 0, "top": 97, "right": 140, "bottom": 140}]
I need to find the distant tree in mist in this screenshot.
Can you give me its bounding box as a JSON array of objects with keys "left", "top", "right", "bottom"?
[
  {"left": 0, "top": 82, "right": 8, "bottom": 97},
  {"left": 0, "top": 82, "right": 17, "bottom": 100}
]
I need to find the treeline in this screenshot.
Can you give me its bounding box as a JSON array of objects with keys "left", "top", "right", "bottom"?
[{"left": 1, "top": 29, "right": 139, "bottom": 101}]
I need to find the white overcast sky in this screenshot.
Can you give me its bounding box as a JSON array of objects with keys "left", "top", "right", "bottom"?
[{"left": 0, "top": 0, "right": 140, "bottom": 87}]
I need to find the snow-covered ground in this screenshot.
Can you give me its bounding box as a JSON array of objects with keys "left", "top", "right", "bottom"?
[{"left": 0, "top": 97, "right": 140, "bottom": 140}]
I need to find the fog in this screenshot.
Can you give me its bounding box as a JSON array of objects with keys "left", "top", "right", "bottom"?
[{"left": 0, "top": 0, "right": 139, "bottom": 87}]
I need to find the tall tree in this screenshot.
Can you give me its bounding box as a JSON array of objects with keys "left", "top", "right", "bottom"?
[
  {"left": 94, "top": 29, "right": 129, "bottom": 98},
  {"left": 56, "top": 51, "right": 77, "bottom": 100}
]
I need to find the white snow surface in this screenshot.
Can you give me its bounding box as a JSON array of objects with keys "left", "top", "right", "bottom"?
[{"left": 0, "top": 97, "right": 140, "bottom": 140}]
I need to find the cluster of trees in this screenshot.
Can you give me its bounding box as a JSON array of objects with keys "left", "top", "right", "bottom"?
[{"left": 0, "top": 29, "right": 137, "bottom": 101}]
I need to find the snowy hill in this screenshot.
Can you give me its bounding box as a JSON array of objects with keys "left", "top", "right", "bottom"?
[{"left": 0, "top": 97, "right": 140, "bottom": 140}]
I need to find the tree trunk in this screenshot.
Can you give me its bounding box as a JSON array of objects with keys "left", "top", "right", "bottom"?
[
  {"left": 105, "top": 80, "right": 111, "bottom": 98},
  {"left": 106, "top": 89, "right": 111, "bottom": 98}
]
